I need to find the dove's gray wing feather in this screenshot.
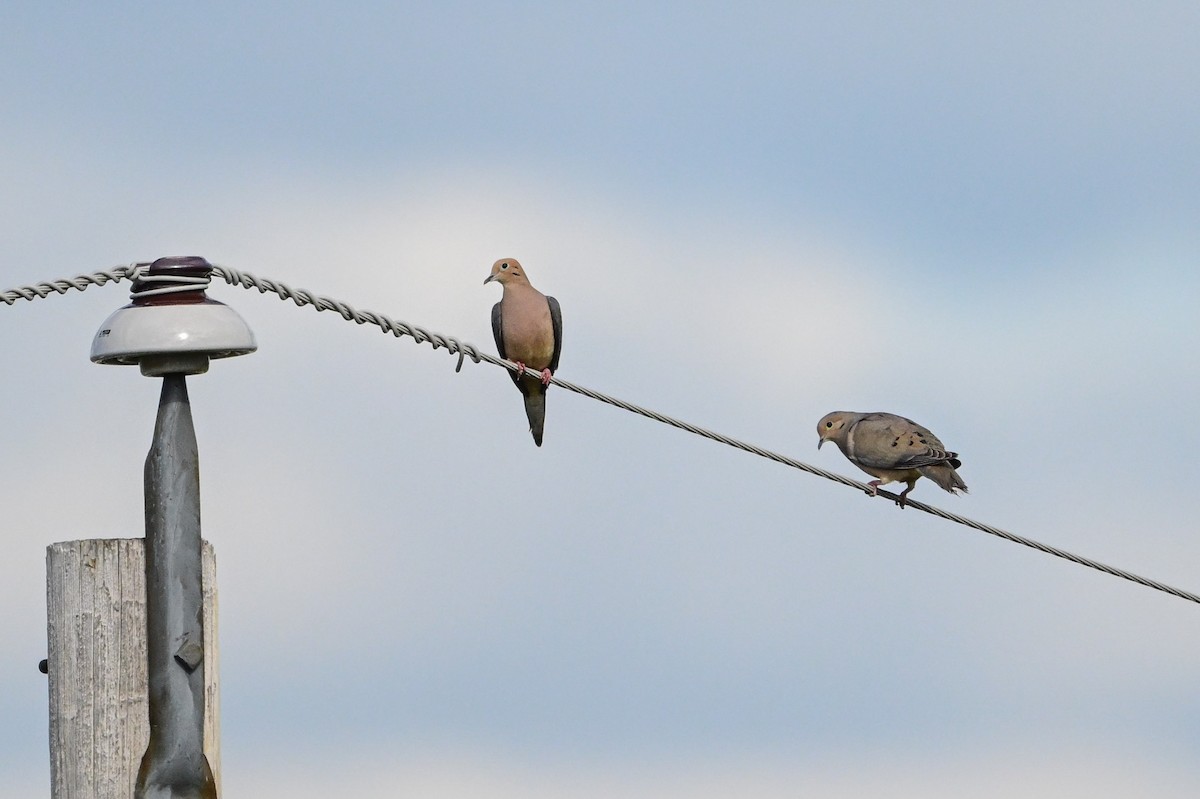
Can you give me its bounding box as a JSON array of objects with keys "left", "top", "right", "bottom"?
[
  {"left": 848, "top": 413, "right": 961, "bottom": 471},
  {"left": 491, "top": 301, "right": 522, "bottom": 389},
  {"left": 546, "top": 295, "right": 563, "bottom": 375},
  {"left": 491, "top": 301, "right": 505, "bottom": 359}
]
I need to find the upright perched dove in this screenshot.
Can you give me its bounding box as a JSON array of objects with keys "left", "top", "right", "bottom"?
[
  {"left": 817, "top": 411, "right": 967, "bottom": 507},
  {"left": 484, "top": 258, "right": 563, "bottom": 446}
]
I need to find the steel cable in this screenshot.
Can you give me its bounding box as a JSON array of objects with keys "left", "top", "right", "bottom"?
[{"left": 5, "top": 263, "right": 1198, "bottom": 606}]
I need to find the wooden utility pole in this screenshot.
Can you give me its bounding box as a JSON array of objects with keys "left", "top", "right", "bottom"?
[{"left": 45, "top": 539, "right": 220, "bottom": 799}]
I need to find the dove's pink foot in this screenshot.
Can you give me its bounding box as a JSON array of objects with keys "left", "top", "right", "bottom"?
[
  {"left": 539, "top": 368, "right": 553, "bottom": 386},
  {"left": 866, "top": 480, "right": 882, "bottom": 497},
  {"left": 514, "top": 361, "right": 527, "bottom": 377}
]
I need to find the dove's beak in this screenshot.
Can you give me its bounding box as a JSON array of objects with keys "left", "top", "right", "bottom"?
[
  {"left": 483, "top": 274, "right": 497, "bottom": 285},
  {"left": 817, "top": 438, "right": 826, "bottom": 449}
]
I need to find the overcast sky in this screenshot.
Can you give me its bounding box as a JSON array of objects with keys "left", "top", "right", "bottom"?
[{"left": 2, "top": 3, "right": 1199, "bottom": 797}]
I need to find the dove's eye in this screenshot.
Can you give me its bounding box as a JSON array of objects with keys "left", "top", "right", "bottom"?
[
  {"left": 825, "top": 421, "right": 834, "bottom": 428},
  {"left": 500, "top": 262, "right": 509, "bottom": 270}
]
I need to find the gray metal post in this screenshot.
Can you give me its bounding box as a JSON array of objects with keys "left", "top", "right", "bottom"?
[{"left": 134, "top": 374, "right": 217, "bottom": 799}]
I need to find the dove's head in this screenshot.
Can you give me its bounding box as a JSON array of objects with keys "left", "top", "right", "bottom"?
[
  {"left": 817, "top": 411, "right": 853, "bottom": 448},
  {"left": 484, "top": 258, "right": 529, "bottom": 286}
]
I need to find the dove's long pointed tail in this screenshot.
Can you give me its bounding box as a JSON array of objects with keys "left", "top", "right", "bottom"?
[
  {"left": 921, "top": 464, "right": 968, "bottom": 495},
  {"left": 522, "top": 386, "right": 546, "bottom": 447}
]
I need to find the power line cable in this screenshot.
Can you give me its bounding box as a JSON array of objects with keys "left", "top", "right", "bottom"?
[{"left": 5, "top": 264, "right": 1199, "bottom": 606}]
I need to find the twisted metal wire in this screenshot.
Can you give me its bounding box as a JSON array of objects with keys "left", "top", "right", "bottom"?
[
  {"left": 131, "top": 271, "right": 211, "bottom": 298},
  {"left": 0, "top": 263, "right": 211, "bottom": 303},
  {"left": 213, "top": 266, "right": 486, "bottom": 372},
  {"left": 0, "top": 264, "right": 141, "bottom": 304},
  {"left": 4, "top": 264, "right": 1199, "bottom": 606}
]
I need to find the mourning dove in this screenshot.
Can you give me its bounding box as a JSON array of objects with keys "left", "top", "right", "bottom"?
[
  {"left": 817, "top": 411, "right": 967, "bottom": 508},
  {"left": 484, "top": 258, "right": 563, "bottom": 446}
]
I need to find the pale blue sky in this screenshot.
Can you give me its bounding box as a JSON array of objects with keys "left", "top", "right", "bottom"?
[{"left": 2, "top": 3, "right": 1199, "bottom": 797}]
